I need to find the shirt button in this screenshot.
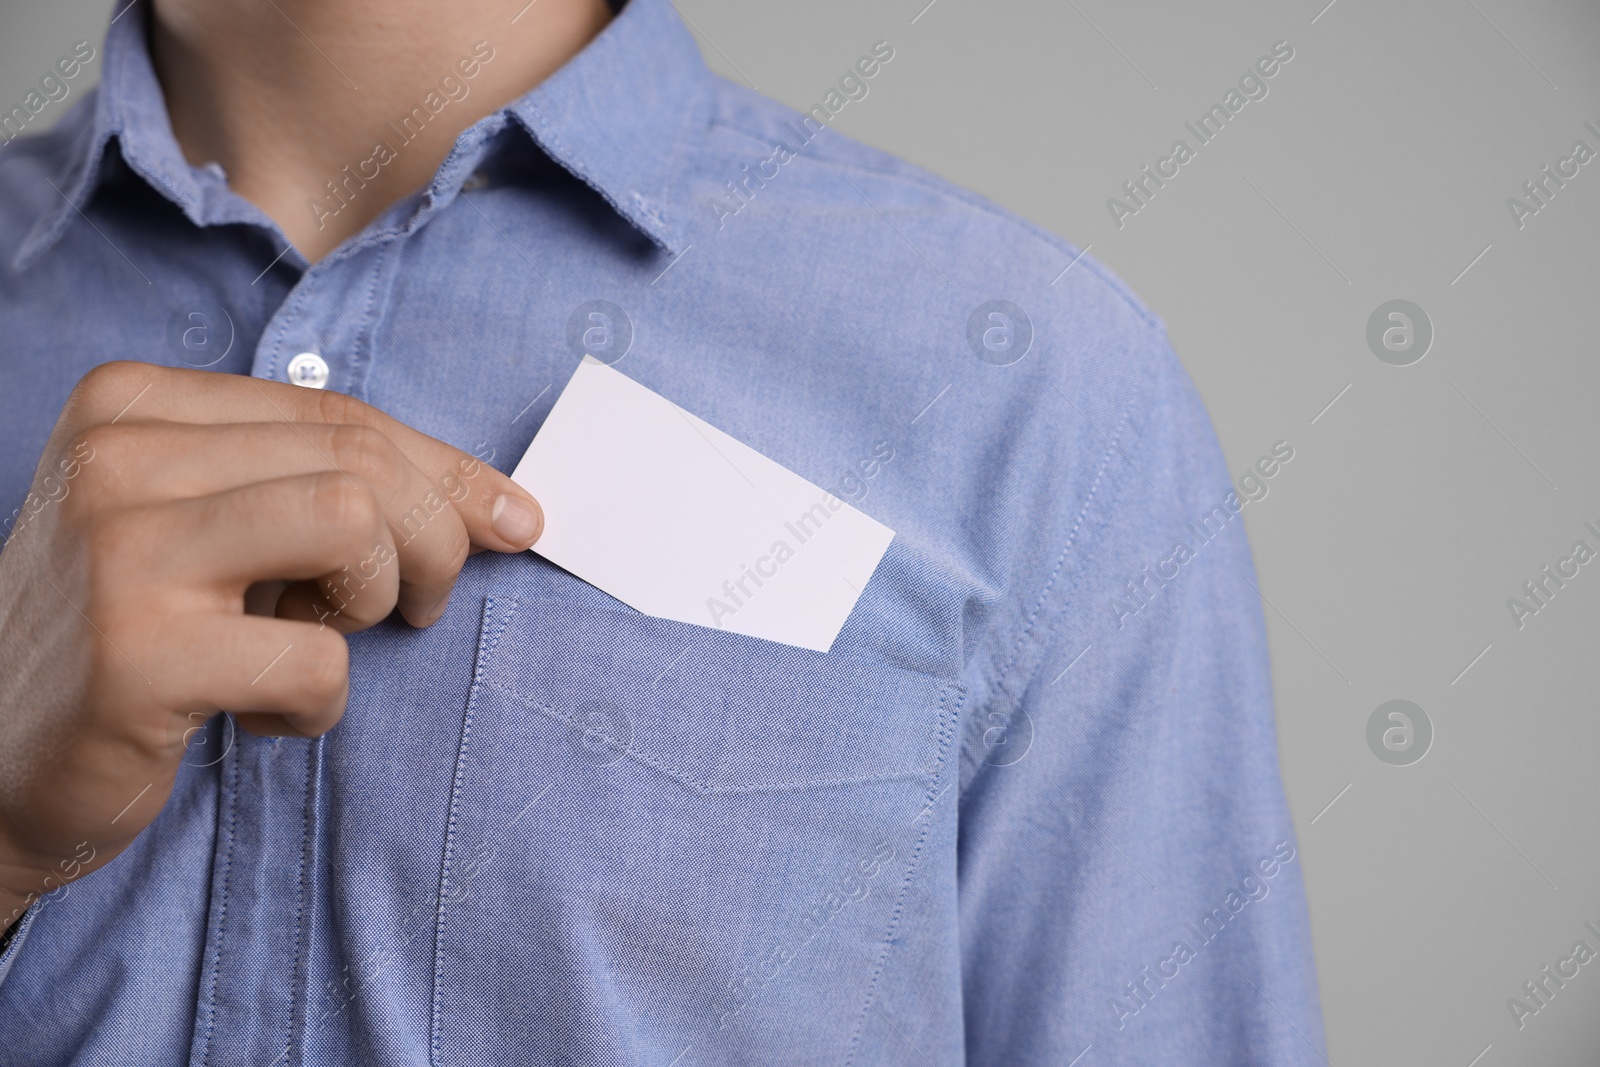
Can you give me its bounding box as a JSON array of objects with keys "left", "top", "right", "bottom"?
[{"left": 286, "top": 352, "right": 330, "bottom": 389}]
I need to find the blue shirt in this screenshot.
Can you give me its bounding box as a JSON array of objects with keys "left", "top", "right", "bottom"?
[{"left": 0, "top": 1, "right": 1326, "bottom": 1063}]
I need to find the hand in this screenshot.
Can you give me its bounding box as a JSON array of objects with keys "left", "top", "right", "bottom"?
[{"left": 0, "top": 362, "right": 542, "bottom": 921}]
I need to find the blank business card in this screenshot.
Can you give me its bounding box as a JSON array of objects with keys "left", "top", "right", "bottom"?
[{"left": 509, "top": 356, "right": 894, "bottom": 653}]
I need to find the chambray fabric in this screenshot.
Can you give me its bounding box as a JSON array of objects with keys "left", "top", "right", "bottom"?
[{"left": 0, "top": 0, "right": 1326, "bottom": 1063}]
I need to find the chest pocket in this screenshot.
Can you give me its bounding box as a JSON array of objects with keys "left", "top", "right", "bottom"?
[{"left": 430, "top": 594, "right": 962, "bottom": 1067}]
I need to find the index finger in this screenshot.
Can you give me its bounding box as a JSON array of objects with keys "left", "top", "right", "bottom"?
[{"left": 60, "top": 362, "right": 543, "bottom": 554}]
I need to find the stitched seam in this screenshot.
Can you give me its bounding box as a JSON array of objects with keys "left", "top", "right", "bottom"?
[
  {"left": 963, "top": 327, "right": 1163, "bottom": 781},
  {"left": 260, "top": 271, "right": 314, "bottom": 382},
  {"left": 430, "top": 595, "right": 520, "bottom": 1067},
  {"left": 843, "top": 680, "right": 965, "bottom": 1065},
  {"left": 652, "top": 67, "right": 705, "bottom": 235},
  {"left": 194, "top": 738, "right": 240, "bottom": 1067},
  {"left": 347, "top": 240, "right": 394, "bottom": 402},
  {"left": 958, "top": 424, "right": 1116, "bottom": 767},
  {"left": 994, "top": 418, "right": 1120, "bottom": 692},
  {"left": 486, "top": 679, "right": 945, "bottom": 795},
  {"left": 281, "top": 737, "right": 319, "bottom": 1067},
  {"left": 514, "top": 118, "right": 680, "bottom": 253}
]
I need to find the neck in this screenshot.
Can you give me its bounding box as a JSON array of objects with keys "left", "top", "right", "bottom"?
[{"left": 150, "top": 0, "right": 614, "bottom": 262}]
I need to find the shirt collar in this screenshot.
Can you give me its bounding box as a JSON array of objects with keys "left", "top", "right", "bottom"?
[
  {"left": 16, "top": 0, "right": 708, "bottom": 269},
  {"left": 502, "top": 0, "right": 706, "bottom": 253}
]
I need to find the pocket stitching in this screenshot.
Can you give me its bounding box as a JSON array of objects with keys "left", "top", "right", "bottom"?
[
  {"left": 483, "top": 677, "right": 960, "bottom": 796},
  {"left": 478, "top": 593, "right": 960, "bottom": 795},
  {"left": 844, "top": 678, "right": 967, "bottom": 1065},
  {"left": 430, "top": 594, "right": 520, "bottom": 1067}
]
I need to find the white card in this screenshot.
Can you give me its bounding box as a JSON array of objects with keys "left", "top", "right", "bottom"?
[{"left": 509, "top": 357, "right": 894, "bottom": 653}]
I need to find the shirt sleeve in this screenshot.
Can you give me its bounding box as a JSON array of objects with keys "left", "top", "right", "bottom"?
[{"left": 956, "top": 329, "right": 1327, "bottom": 1065}]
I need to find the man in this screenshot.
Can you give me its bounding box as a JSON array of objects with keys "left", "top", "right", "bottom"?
[{"left": 0, "top": 0, "right": 1325, "bottom": 1062}]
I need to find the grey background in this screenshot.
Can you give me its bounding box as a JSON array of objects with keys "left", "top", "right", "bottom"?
[{"left": 4, "top": 0, "right": 1599, "bottom": 1062}]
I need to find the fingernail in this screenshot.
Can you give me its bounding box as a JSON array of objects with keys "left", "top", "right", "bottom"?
[
  {"left": 490, "top": 493, "right": 542, "bottom": 547},
  {"left": 420, "top": 591, "right": 452, "bottom": 627}
]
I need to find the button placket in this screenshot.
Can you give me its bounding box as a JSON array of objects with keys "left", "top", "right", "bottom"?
[{"left": 251, "top": 246, "right": 390, "bottom": 398}]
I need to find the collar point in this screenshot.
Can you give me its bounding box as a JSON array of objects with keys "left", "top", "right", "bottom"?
[{"left": 628, "top": 192, "right": 686, "bottom": 256}]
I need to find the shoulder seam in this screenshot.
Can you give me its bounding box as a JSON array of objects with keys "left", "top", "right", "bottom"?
[{"left": 959, "top": 322, "right": 1170, "bottom": 787}]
